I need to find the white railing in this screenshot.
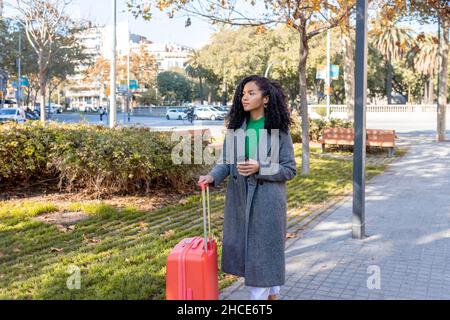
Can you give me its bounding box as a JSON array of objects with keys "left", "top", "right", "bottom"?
[{"left": 309, "top": 104, "right": 450, "bottom": 113}]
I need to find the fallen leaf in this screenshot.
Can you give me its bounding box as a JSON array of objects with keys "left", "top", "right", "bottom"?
[
  {"left": 286, "top": 233, "right": 298, "bottom": 239},
  {"left": 83, "top": 234, "right": 100, "bottom": 245},
  {"left": 56, "top": 225, "right": 69, "bottom": 233},
  {"left": 161, "top": 230, "right": 175, "bottom": 238},
  {"left": 50, "top": 247, "right": 64, "bottom": 253},
  {"left": 138, "top": 221, "right": 148, "bottom": 232}
]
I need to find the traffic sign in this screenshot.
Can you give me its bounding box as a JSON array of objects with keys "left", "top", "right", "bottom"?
[
  {"left": 12, "top": 77, "right": 29, "bottom": 88},
  {"left": 316, "top": 64, "right": 340, "bottom": 80},
  {"left": 129, "top": 80, "right": 138, "bottom": 90}
]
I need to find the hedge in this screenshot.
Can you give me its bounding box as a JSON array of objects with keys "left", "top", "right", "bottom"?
[
  {"left": 0, "top": 122, "right": 210, "bottom": 196},
  {"left": 290, "top": 112, "right": 353, "bottom": 143}
]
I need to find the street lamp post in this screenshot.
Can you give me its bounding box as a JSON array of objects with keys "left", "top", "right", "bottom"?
[
  {"left": 264, "top": 60, "right": 285, "bottom": 78},
  {"left": 326, "top": 8, "right": 331, "bottom": 118},
  {"left": 109, "top": 0, "right": 117, "bottom": 128},
  {"left": 127, "top": 35, "right": 131, "bottom": 122},
  {"left": 352, "top": 0, "right": 368, "bottom": 239},
  {"left": 17, "top": 27, "right": 22, "bottom": 108}
]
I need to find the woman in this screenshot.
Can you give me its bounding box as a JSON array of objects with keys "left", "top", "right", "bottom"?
[{"left": 198, "top": 75, "right": 297, "bottom": 300}]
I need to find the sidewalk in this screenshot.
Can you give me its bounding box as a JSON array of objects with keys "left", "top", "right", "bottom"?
[{"left": 220, "top": 136, "right": 450, "bottom": 300}]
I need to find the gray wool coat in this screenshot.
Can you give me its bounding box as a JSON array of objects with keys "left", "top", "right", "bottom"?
[{"left": 207, "top": 118, "right": 297, "bottom": 287}]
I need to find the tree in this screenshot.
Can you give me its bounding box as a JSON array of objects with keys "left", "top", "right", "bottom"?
[
  {"left": 185, "top": 49, "right": 208, "bottom": 104},
  {"left": 47, "top": 34, "right": 90, "bottom": 105},
  {"left": 136, "top": 88, "right": 159, "bottom": 106},
  {"left": 128, "top": 43, "right": 158, "bottom": 89},
  {"left": 339, "top": 0, "right": 355, "bottom": 120},
  {"left": 85, "top": 56, "right": 110, "bottom": 86},
  {"left": 84, "top": 56, "right": 110, "bottom": 106},
  {"left": 407, "top": 34, "right": 439, "bottom": 104},
  {"left": 157, "top": 71, "right": 192, "bottom": 105},
  {"left": 370, "top": 16, "right": 413, "bottom": 104},
  {"left": 405, "top": 0, "right": 449, "bottom": 141},
  {"left": 15, "top": 0, "right": 83, "bottom": 123},
  {"left": 129, "top": 0, "right": 355, "bottom": 175},
  {"left": 0, "top": 17, "right": 84, "bottom": 108}
]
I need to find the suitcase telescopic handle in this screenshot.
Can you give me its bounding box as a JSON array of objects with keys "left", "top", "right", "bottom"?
[{"left": 198, "top": 182, "right": 212, "bottom": 253}]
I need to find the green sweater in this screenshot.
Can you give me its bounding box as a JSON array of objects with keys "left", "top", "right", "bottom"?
[{"left": 245, "top": 116, "right": 266, "bottom": 160}]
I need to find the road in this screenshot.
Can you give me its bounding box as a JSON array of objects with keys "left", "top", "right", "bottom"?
[
  {"left": 52, "top": 112, "right": 450, "bottom": 137},
  {"left": 51, "top": 112, "right": 227, "bottom": 137}
]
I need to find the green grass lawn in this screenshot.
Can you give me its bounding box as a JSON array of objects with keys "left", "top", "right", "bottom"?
[{"left": 0, "top": 145, "right": 407, "bottom": 299}]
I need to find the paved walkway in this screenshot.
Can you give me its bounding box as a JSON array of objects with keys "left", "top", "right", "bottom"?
[{"left": 220, "top": 136, "right": 450, "bottom": 300}]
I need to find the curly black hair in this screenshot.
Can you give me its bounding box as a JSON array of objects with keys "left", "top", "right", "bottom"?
[{"left": 226, "top": 75, "right": 293, "bottom": 134}]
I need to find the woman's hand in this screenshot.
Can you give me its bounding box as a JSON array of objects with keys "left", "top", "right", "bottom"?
[
  {"left": 198, "top": 175, "right": 214, "bottom": 186},
  {"left": 236, "top": 159, "right": 260, "bottom": 176}
]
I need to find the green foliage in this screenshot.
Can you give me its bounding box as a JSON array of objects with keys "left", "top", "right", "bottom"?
[
  {"left": 136, "top": 88, "right": 160, "bottom": 106},
  {"left": 0, "top": 122, "right": 209, "bottom": 196},
  {"left": 290, "top": 115, "right": 353, "bottom": 143},
  {"left": 156, "top": 71, "right": 193, "bottom": 105}
]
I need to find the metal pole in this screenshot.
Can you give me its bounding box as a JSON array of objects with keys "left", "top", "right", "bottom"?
[
  {"left": 436, "top": 4, "right": 441, "bottom": 141},
  {"left": 109, "top": 0, "right": 117, "bottom": 128},
  {"left": 127, "top": 40, "right": 130, "bottom": 122},
  {"left": 326, "top": 8, "right": 331, "bottom": 118},
  {"left": 264, "top": 62, "right": 273, "bottom": 78},
  {"left": 17, "top": 29, "right": 22, "bottom": 108},
  {"left": 352, "top": 0, "right": 368, "bottom": 239}
]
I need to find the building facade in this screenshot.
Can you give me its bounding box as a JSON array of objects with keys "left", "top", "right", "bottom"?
[
  {"left": 65, "top": 21, "right": 192, "bottom": 111},
  {"left": 147, "top": 42, "right": 191, "bottom": 72}
]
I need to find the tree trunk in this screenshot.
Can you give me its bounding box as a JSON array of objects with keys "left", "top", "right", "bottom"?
[
  {"left": 33, "top": 87, "right": 38, "bottom": 107},
  {"left": 48, "top": 85, "right": 52, "bottom": 107},
  {"left": 199, "top": 76, "right": 204, "bottom": 105},
  {"left": 386, "top": 61, "right": 393, "bottom": 104},
  {"left": 341, "top": 16, "right": 355, "bottom": 122},
  {"left": 437, "top": 17, "right": 448, "bottom": 142},
  {"left": 428, "top": 77, "right": 434, "bottom": 104},
  {"left": 423, "top": 79, "right": 427, "bottom": 104},
  {"left": 408, "top": 84, "right": 411, "bottom": 104},
  {"left": 26, "top": 86, "right": 31, "bottom": 106},
  {"left": 222, "top": 78, "right": 227, "bottom": 106},
  {"left": 208, "top": 88, "right": 212, "bottom": 104},
  {"left": 298, "top": 25, "right": 310, "bottom": 176},
  {"left": 39, "top": 65, "right": 46, "bottom": 124}
]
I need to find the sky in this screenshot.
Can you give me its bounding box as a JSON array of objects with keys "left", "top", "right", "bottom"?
[
  {"left": 69, "top": 0, "right": 217, "bottom": 49},
  {"left": 3, "top": 0, "right": 438, "bottom": 49}
]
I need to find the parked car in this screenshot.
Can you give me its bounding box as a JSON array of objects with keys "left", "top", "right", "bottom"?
[
  {"left": 46, "top": 103, "right": 63, "bottom": 114},
  {"left": 0, "top": 107, "right": 26, "bottom": 123},
  {"left": 166, "top": 108, "right": 187, "bottom": 120},
  {"left": 0, "top": 99, "right": 17, "bottom": 107},
  {"left": 194, "top": 106, "right": 224, "bottom": 121},
  {"left": 210, "top": 106, "right": 228, "bottom": 118}
]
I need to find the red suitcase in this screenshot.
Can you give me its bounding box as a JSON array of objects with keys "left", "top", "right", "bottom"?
[{"left": 166, "top": 182, "right": 219, "bottom": 300}]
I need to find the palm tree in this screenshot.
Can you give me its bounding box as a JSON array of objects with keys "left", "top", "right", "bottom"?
[
  {"left": 408, "top": 34, "right": 439, "bottom": 104},
  {"left": 185, "top": 50, "right": 207, "bottom": 105},
  {"left": 371, "top": 19, "right": 413, "bottom": 104}
]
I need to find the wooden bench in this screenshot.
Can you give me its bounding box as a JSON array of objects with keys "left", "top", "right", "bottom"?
[{"left": 320, "top": 127, "right": 396, "bottom": 157}]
